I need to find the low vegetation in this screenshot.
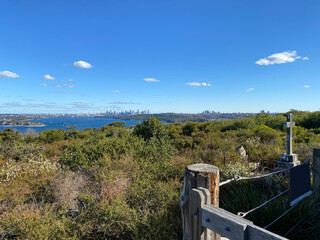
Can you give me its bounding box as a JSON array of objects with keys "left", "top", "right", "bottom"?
[{"left": 0, "top": 111, "right": 320, "bottom": 239}]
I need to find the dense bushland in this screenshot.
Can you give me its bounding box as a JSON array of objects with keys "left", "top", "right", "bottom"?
[{"left": 0, "top": 112, "right": 320, "bottom": 239}]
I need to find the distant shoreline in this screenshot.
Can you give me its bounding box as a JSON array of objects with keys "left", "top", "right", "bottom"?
[
  {"left": 0, "top": 124, "right": 46, "bottom": 128},
  {"left": 0, "top": 117, "right": 140, "bottom": 133}
]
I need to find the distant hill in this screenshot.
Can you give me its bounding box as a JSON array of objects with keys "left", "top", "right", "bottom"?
[{"left": 97, "top": 112, "right": 257, "bottom": 123}]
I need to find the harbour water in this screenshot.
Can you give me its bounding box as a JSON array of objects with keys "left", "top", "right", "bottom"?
[{"left": 0, "top": 117, "right": 139, "bottom": 133}]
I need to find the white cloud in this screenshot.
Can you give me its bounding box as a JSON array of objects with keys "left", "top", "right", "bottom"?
[
  {"left": 52, "top": 84, "right": 62, "bottom": 88},
  {"left": 42, "top": 74, "right": 55, "bottom": 80},
  {"left": 0, "top": 70, "right": 20, "bottom": 78},
  {"left": 246, "top": 88, "right": 255, "bottom": 92},
  {"left": 62, "top": 79, "right": 73, "bottom": 82},
  {"left": 40, "top": 83, "right": 48, "bottom": 87},
  {"left": 304, "top": 85, "right": 310, "bottom": 88},
  {"left": 302, "top": 57, "right": 309, "bottom": 60},
  {"left": 62, "top": 84, "right": 76, "bottom": 88},
  {"left": 185, "top": 82, "right": 212, "bottom": 87},
  {"left": 144, "top": 78, "right": 160, "bottom": 82},
  {"left": 112, "top": 90, "right": 120, "bottom": 93},
  {"left": 0, "top": 101, "right": 58, "bottom": 110},
  {"left": 73, "top": 60, "right": 92, "bottom": 69},
  {"left": 72, "top": 101, "right": 90, "bottom": 108},
  {"left": 255, "top": 51, "right": 302, "bottom": 65},
  {"left": 109, "top": 101, "right": 139, "bottom": 104},
  {"left": 50, "top": 91, "right": 72, "bottom": 94}
]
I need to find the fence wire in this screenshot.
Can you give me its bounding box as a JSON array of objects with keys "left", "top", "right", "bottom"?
[
  {"left": 237, "top": 188, "right": 290, "bottom": 218},
  {"left": 283, "top": 217, "right": 305, "bottom": 237},
  {"left": 219, "top": 158, "right": 311, "bottom": 187},
  {"left": 219, "top": 158, "right": 312, "bottom": 235},
  {"left": 264, "top": 202, "right": 300, "bottom": 229}
]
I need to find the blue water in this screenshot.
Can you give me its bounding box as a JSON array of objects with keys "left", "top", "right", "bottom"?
[{"left": 0, "top": 117, "right": 139, "bottom": 133}]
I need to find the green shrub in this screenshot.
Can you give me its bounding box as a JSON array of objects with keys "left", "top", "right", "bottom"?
[
  {"left": 182, "top": 122, "right": 198, "bottom": 136},
  {"left": 254, "top": 125, "right": 281, "bottom": 144},
  {"left": 39, "top": 129, "right": 65, "bottom": 143},
  {"left": 0, "top": 157, "right": 60, "bottom": 183},
  {"left": 0, "top": 204, "right": 78, "bottom": 239},
  {"left": 60, "top": 135, "right": 145, "bottom": 170},
  {"left": 0, "top": 129, "right": 21, "bottom": 142},
  {"left": 0, "top": 142, "right": 43, "bottom": 161},
  {"left": 133, "top": 117, "right": 169, "bottom": 141}
]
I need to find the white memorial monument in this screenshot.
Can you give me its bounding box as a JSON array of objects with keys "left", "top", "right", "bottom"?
[{"left": 278, "top": 113, "right": 300, "bottom": 169}]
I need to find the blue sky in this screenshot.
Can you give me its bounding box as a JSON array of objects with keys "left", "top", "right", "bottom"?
[{"left": 0, "top": 0, "right": 319, "bottom": 114}]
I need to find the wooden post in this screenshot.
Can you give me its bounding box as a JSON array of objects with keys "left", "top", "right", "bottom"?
[
  {"left": 180, "top": 164, "right": 221, "bottom": 240},
  {"left": 189, "top": 189, "right": 206, "bottom": 240},
  {"left": 313, "top": 148, "right": 320, "bottom": 198}
]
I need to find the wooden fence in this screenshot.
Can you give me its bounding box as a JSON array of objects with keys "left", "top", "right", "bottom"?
[{"left": 180, "top": 148, "right": 320, "bottom": 240}]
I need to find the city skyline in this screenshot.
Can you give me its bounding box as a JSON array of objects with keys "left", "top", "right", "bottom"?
[{"left": 0, "top": 0, "right": 319, "bottom": 114}]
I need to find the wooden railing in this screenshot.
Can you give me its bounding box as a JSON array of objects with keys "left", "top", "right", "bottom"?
[
  {"left": 188, "top": 187, "right": 287, "bottom": 240},
  {"left": 180, "top": 148, "right": 320, "bottom": 240}
]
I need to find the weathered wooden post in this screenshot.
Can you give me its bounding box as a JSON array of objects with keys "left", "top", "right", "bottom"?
[
  {"left": 180, "top": 163, "right": 221, "bottom": 240},
  {"left": 313, "top": 148, "right": 320, "bottom": 198}
]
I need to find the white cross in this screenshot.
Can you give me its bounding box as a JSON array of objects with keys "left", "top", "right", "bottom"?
[{"left": 284, "top": 113, "right": 295, "bottom": 155}]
